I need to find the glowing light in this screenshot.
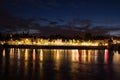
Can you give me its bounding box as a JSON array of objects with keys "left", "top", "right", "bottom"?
[
  {"left": 94, "top": 50, "right": 98, "bottom": 63},
  {"left": 80, "top": 50, "right": 98, "bottom": 64},
  {"left": 72, "top": 49, "right": 79, "bottom": 62},
  {"left": 81, "top": 50, "right": 87, "bottom": 63},
  {"left": 40, "top": 49, "right": 43, "bottom": 61},
  {"left": 82, "top": 50, "right": 86, "bottom": 56},
  {"left": 25, "top": 49, "right": 28, "bottom": 60},
  {"left": 88, "top": 50, "right": 91, "bottom": 56},
  {"left": 54, "top": 49, "right": 60, "bottom": 70},
  {"left": 18, "top": 42, "right": 21, "bottom": 45},
  {"left": 32, "top": 50, "right": 36, "bottom": 71},
  {"left": 33, "top": 49, "right": 36, "bottom": 61},
  {"left": 56, "top": 50, "right": 60, "bottom": 60},
  {"left": 105, "top": 43, "right": 108, "bottom": 46},
  {"left": 18, "top": 48, "right": 20, "bottom": 60},
  {"left": 10, "top": 48, "right": 14, "bottom": 59},
  {"left": 88, "top": 50, "right": 92, "bottom": 63},
  {"left": 113, "top": 51, "right": 120, "bottom": 64},
  {"left": 2, "top": 49, "right": 5, "bottom": 57},
  {"left": 3, "top": 37, "right": 108, "bottom": 46},
  {"left": 104, "top": 49, "right": 108, "bottom": 64}
]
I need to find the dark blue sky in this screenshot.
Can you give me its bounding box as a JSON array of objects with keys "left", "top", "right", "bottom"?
[
  {"left": 1, "top": 0, "right": 120, "bottom": 36},
  {"left": 6, "top": 0, "right": 120, "bottom": 24}
]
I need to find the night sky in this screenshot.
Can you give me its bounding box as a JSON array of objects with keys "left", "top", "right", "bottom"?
[{"left": 1, "top": 0, "right": 120, "bottom": 36}]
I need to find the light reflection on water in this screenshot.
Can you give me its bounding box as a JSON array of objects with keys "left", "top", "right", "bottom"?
[{"left": 0, "top": 48, "right": 120, "bottom": 80}]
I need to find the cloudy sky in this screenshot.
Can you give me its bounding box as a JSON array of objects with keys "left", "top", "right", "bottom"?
[{"left": 1, "top": 0, "right": 120, "bottom": 36}]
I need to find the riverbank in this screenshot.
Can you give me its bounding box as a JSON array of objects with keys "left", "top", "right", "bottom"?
[{"left": 0, "top": 44, "right": 108, "bottom": 49}]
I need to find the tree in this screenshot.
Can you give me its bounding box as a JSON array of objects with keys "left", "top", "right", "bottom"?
[{"left": 84, "top": 33, "right": 92, "bottom": 41}]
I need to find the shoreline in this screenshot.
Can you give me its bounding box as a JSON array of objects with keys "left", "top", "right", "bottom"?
[{"left": 0, "top": 44, "right": 108, "bottom": 49}]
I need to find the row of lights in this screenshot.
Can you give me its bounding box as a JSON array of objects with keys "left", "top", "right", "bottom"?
[{"left": 0, "top": 38, "right": 108, "bottom": 46}]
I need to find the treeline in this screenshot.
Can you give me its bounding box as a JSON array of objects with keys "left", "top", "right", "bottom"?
[{"left": 0, "top": 32, "right": 117, "bottom": 41}]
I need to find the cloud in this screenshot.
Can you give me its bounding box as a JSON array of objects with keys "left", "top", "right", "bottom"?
[
  {"left": 48, "top": 21, "right": 58, "bottom": 26},
  {"left": 1, "top": 0, "right": 120, "bottom": 36},
  {"left": 68, "top": 18, "right": 92, "bottom": 29},
  {"left": 27, "top": 17, "right": 48, "bottom": 25},
  {"left": 0, "top": 6, "right": 119, "bottom": 36},
  {"left": 0, "top": 6, "right": 32, "bottom": 32}
]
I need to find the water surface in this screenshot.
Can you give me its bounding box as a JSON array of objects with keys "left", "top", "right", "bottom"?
[{"left": 0, "top": 48, "right": 120, "bottom": 80}]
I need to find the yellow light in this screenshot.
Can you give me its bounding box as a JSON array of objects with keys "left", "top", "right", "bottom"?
[
  {"left": 33, "top": 49, "right": 36, "bottom": 61},
  {"left": 18, "top": 42, "right": 21, "bottom": 45},
  {"left": 56, "top": 50, "right": 60, "bottom": 60},
  {"left": 18, "top": 48, "right": 20, "bottom": 60},
  {"left": 25, "top": 49, "right": 28, "bottom": 60},
  {"left": 10, "top": 48, "right": 14, "bottom": 59},
  {"left": 2, "top": 49, "right": 5, "bottom": 57},
  {"left": 40, "top": 49, "right": 43, "bottom": 61},
  {"left": 72, "top": 49, "right": 79, "bottom": 62}
]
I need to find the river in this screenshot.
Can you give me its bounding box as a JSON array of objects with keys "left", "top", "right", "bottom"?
[{"left": 0, "top": 48, "right": 120, "bottom": 80}]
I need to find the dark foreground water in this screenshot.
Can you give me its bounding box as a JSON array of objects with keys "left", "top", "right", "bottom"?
[{"left": 0, "top": 48, "right": 120, "bottom": 80}]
